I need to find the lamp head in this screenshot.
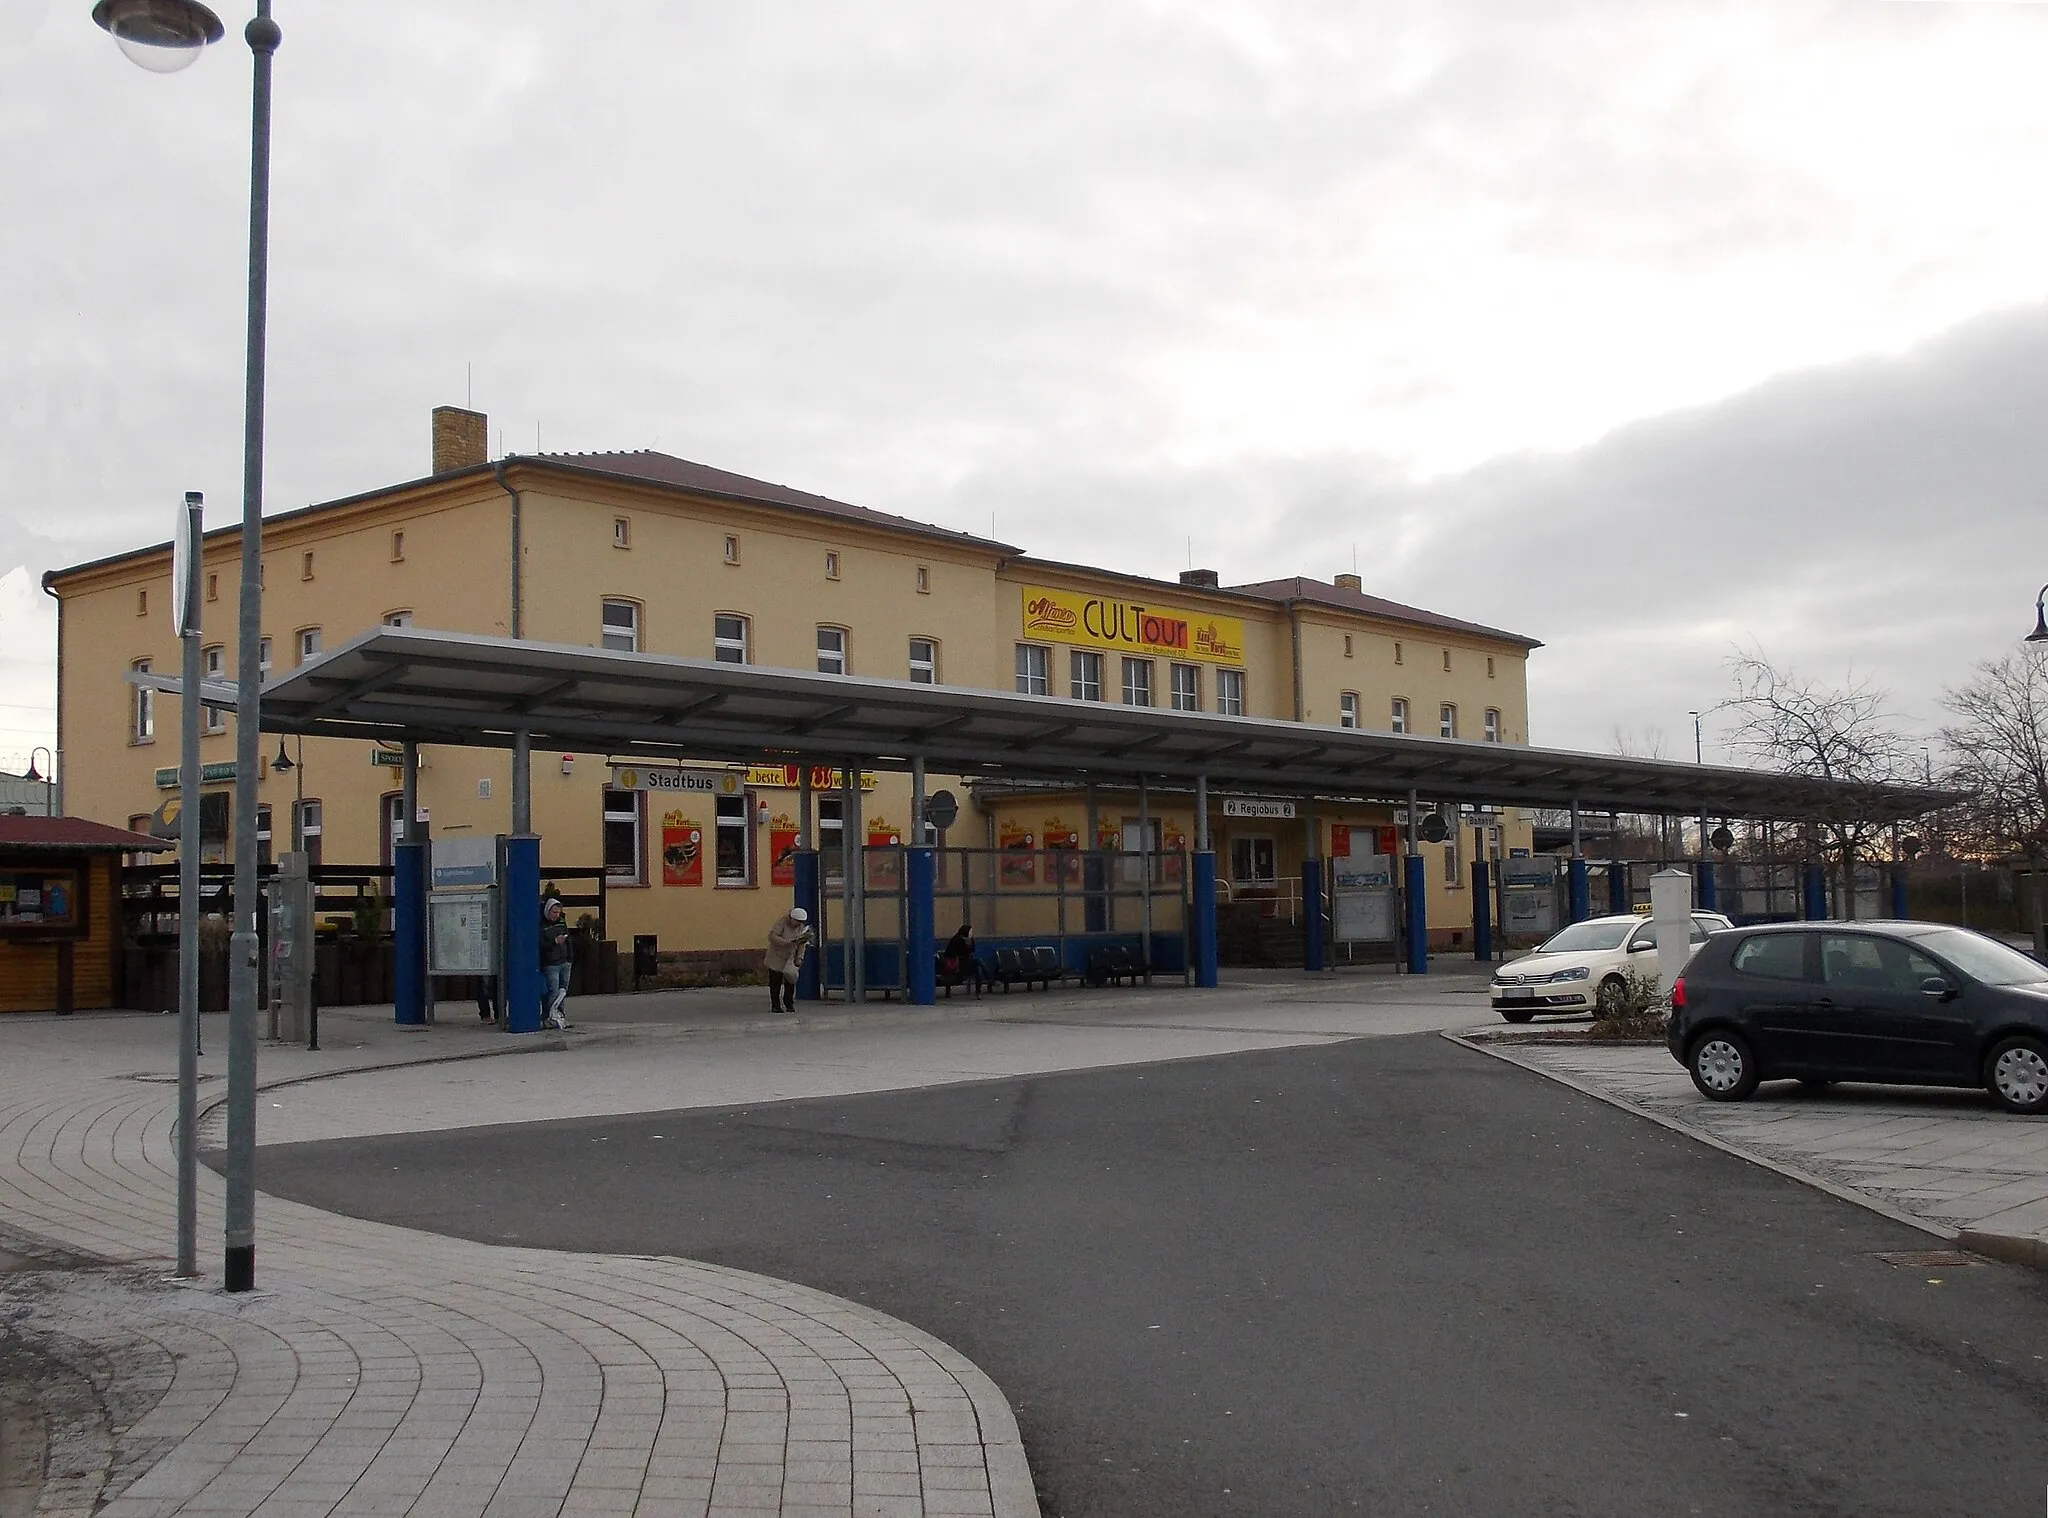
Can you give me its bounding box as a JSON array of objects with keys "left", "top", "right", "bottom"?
[
  {"left": 2029, "top": 596, "right": 2048, "bottom": 645},
  {"left": 23, "top": 758, "right": 40, "bottom": 783},
  {"left": 92, "top": 0, "right": 224, "bottom": 73},
  {"left": 271, "top": 739, "right": 293, "bottom": 772}
]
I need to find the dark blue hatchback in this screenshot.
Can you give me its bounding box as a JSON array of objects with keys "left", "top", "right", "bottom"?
[{"left": 1666, "top": 921, "right": 2048, "bottom": 1115}]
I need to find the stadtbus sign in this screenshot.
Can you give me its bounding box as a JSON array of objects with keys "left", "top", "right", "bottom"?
[{"left": 1019, "top": 584, "right": 1246, "bottom": 665}]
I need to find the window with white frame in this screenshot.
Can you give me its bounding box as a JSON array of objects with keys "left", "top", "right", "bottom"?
[
  {"left": 256, "top": 804, "right": 273, "bottom": 869},
  {"left": 1439, "top": 702, "right": 1457, "bottom": 739},
  {"left": 1170, "top": 663, "right": 1201, "bottom": 712},
  {"left": 383, "top": 610, "right": 412, "bottom": 628},
  {"left": 297, "top": 627, "right": 321, "bottom": 663},
  {"left": 1443, "top": 823, "right": 1462, "bottom": 886},
  {"left": 131, "top": 659, "right": 154, "bottom": 741},
  {"left": 714, "top": 613, "right": 748, "bottom": 664},
  {"left": 1339, "top": 691, "right": 1359, "bottom": 728},
  {"left": 908, "top": 637, "right": 938, "bottom": 684},
  {"left": 1391, "top": 697, "right": 1408, "bottom": 734},
  {"left": 1484, "top": 708, "right": 1501, "bottom": 743},
  {"left": 1070, "top": 650, "right": 1102, "bottom": 701},
  {"left": 297, "top": 798, "right": 323, "bottom": 869},
  {"left": 1121, "top": 657, "right": 1153, "bottom": 707},
  {"left": 824, "top": 550, "right": 841, "bottom": 581},
  {"left": 1015, "top": 644, "right": 1049, "bottom": 695},
  {"left": 258, "top": 637, "right": 271, "bottom": 677},
  {"left": 1216, "top": 668, "right": 1245, "bottom": 716},
  {"left": 203, "top": 646, "right": 226, "bottom": 732},
  {"left": 819, "top": 796, "right": 844, "bottom": 884},
  {"left": 601, "top": 600, "right": 640, "bottom": 652},
  {"left": 603, "top": 788, "right": 645, "bottom": 884},
  {"left": 715, "top": 792, "right": 753, "bottom": 886},
  {"left": 816, "top": 626, "right": 848, "bottom": 675}
]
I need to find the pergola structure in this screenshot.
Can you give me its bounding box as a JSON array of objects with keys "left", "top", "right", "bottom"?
[{"left": 227, "top": 627, "right": 1950, "bottom": 1020}]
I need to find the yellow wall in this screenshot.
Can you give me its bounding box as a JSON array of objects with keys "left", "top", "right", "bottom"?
[{"left": 51, "top": 460, "right": 1539, "bottom": 956}]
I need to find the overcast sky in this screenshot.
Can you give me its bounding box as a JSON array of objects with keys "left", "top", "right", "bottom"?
[{"left": 6, "top": 0, "right": 2048, "bottom": 774}]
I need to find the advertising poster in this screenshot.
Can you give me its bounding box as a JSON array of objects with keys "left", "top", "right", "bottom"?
[
  {"left": 661, "top": 812, "right": 704, "bottom": 887},
  {"left": 1096, "top": 817, "right": 1122, "bottom": 851},
  {"left": 999, "top": 821, "right": 1036, "bottom": 884},
  {"left": 1160, "top": 820, "right": 1187, "bottom": 884},
  {"left": 1043, "top": 820, "right": 1082, "bottom": 883},
  {"left": 1376, "top": 826, "right": 1402, "bottom": 857},
  {"left": 770, "top": 816, "right": 799, "bottom": 887},
  {"left": 1331, "top": 825, "right": 1351, "bottom": 858},
  {"left": 866, "top": 820, "right": 903, "bottom": 891}
]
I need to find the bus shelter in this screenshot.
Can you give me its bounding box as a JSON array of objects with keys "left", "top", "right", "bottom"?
[{"left": 250, "top": 627, "right": 1953, "bottom": 1028}]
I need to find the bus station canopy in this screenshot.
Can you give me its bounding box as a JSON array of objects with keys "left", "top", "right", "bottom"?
[{"left": 250, "top": 627, "right": 1951, "bottom": 823}]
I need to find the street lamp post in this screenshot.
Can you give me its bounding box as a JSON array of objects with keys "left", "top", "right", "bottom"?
[
  {"left": 24, "top": 747, "right": 54, "bottom": 815},
  {"left": 94, "top": 0, "right": 280, "bottom": 1295},
  {"left": 2027, "top": 584, "right": 2048, "bottom": 644},
  {"left": 273, "top": 737, "right": 302, "bottom": 847},
  {"left": 1688, "top": 711, "right": 1708, "bottom": 860}
]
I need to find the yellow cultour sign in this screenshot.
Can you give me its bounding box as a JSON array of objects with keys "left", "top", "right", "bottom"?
[{"left": 1020, "top": 584, "right": 1245, "bottom": 665}]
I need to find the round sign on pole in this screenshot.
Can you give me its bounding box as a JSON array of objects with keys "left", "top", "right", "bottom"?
[
  {"left": 171, "top": 492, "right": 202, "bottom": 637},
  {"left": 1709, "top": 825, "right": 1735, "bottom": 852},
  {"left": 925, "top": 788, "right": 960, "bottom": 832},
  {"left": 1419, "top": 811, "right": 1450, "bottom": 844}
]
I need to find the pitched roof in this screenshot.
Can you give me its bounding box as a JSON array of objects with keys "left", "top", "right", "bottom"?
[
  {"left": 1226, "top": 576, "right": 1543, "bottom": 649},
  {"left": 531, "top": 452, "right": 1020, "bottom": 554},
  {"left": 0, "top": 816, "right": 169, "bottom": 854}
]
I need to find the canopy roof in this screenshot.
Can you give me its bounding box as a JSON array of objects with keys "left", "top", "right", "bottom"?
[{"left": 249, "top": 627, "right": 1950, "bottom": 822}]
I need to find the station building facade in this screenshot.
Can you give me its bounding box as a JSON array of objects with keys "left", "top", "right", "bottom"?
[{"left": 47, "top": 407, "right": 1542, "bottom": 958}]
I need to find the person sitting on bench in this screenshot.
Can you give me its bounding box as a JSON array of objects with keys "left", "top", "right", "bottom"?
[{"left": 938, "top": 923, "right": 987, "bottom": 990}]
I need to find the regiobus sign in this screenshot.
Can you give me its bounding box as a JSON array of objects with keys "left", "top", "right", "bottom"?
[{"left": 1020, "top": 585, "right": 1246, "bottom": 664}]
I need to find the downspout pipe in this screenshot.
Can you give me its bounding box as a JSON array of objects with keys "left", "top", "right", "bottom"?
[
  {"left": 39, "top": 576, "right": 63, "bottom": 816},
  {"left": 493, "top": 459, "right": 522, "bottom": 639},
  {"left": 1287, "top": 599, "right": 1304, "bottom": 723}
]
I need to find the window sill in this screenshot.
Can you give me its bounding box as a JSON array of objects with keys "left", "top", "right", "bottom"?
[
  {"left": 130, "top": 737, "right": 156, "bottom": 747},
  {"left": 607, "top": 877, "right": 648, "bottom": 890},
  {"left": 714, "top": 880, "right": 757, "bottom": 890}
]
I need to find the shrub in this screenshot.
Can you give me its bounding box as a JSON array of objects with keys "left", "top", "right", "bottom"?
[{"left": 1588, "top": 964, "right": 1670, "bottom": 1043}]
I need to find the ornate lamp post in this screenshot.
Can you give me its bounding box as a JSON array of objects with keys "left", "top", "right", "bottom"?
[
  {"left": 93, "top": 0, "right": 281, "bottom": 1295},
  {"left": 2026, "top": 584, "right": 2048, "bottom": 644}
]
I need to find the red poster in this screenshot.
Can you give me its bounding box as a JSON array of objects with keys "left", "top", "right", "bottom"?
[
  {"left": 1160, "top": 821, "right": 1187, "bottom": 884},
  {"left": 1043, "top": 822, "right": 1082, "bottom": 884},
  {"left": 999, "top": 822, "right": 1036, "bottom": 884},
  {"left": 661, "top": 812, "right": 704, "bottom": 886},
  {"left": 1096, "top": 817, "right": 1122, "bottom": 851},
  {"left": 1376, "top": 826, "right": 1401, "bottom": 857},
  {"left": 770, "top": 818, "right": 799, "bottom": 887},
  {"left": 866, "top": 823, "right": 903, "bottom": 890},
  {"left": 1331, "top": 825, "right": 1351, "bottom": 858}
]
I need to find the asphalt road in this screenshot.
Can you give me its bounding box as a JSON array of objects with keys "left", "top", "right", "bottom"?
[{"left": 252, "top": 1033, "right": 2048, "bottom": 1516}]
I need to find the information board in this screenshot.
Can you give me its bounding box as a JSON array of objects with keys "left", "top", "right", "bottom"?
[
  {"left": 431, "top": 836, "right": 496, "bottom": 889},
  {"left": 1333, "top": 890, "right": 1394, "bottom": 943},
  {"left": 429, "top": 889, "right": 496, "bottom": 976}
]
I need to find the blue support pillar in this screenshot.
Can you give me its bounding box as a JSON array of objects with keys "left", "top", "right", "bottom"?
[
  {"left": 1608, "top": 859, "right": 1630, "bottom": 916},
  {"left": 1890, "top": 863, "right": 1909, "bottom": 920},
  {"left": 1404, "top": 853, "right": 1428, "bottom": 975},
  {"left": 907, "top": 847, "right": 936, "bottom": 1006},
  {"left": 393, "top": 840, "right": 426, "bottom": 1025},
  {"left": 502, "top": 834, "right": 542, "bottom": 1034},
  {"left": 1567, "top": 857, "right": 1590, "bottom": 924},
  {"left": 1191, "top": 851, "right": 1219, "bottom": 987},
  {"left": 1802, "top": 861, "right": 1828, "bottom": 921},
  {"left": 793, "top": 849, "right": 822, "bottom": 1001},
  {"left": 1696, "top": 860, "right": 1718, "bottom": 911},
  {"left": 1472, "top": 858, "right": 1492, "bottom": 963},
  {"left": 1301, "top": 860, "right": 1325, "bottom": 972}
]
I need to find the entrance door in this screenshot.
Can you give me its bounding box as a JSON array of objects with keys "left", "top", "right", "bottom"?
[
  {"left": 1121, "top": 818, "right": 1160, "bottom": 886},
  {"left": 1230, "top": 836, "right": 1275, "bottom": 887},
  {"left": 1817, "top": 932, "right": 1975, "bottom": 1082},
  {"left": 380, "top": 792, "right": 404, "bottom": 867}
]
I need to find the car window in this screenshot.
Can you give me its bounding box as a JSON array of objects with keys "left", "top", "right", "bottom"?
[
  {"left": 1628, "top": 926, "right": 1657, "bottom": 951},
  {"left": 1731, "top": 934, "right": 1807, "bottom": 982},
  {"left": 1906, "top": 927, "right": 2048, "bottom": 986},
  {"left": 1687, "top": 922, "right": 1710, "bottom": 945},
  {"left": 1537, "top": 921, "right": 1634, "bottom": 953},
  {"left": 1820, "top": 935, "right": 1945, "bottom": 996}
]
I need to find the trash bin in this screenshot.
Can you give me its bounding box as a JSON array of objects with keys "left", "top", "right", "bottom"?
[{"left": 632, "top": 933, "right": 658, "bottom": 989}]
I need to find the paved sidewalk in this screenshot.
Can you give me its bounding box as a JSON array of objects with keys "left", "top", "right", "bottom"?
[
  {"left": 0, "top": 1012, "right": 1038, "bottom": 1518},
  {"left": 1467, "top": 1036, "right": 2048, "bottom": 1268}
]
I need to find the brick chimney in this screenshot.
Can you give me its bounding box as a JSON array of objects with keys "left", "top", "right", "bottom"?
[
  {"left": 1334, "top": 573, "right": 1363, "bottom": 592},
  {"left": 432, "top": 406, "right": 488, "bottom": 473},
  {"left": 1179, "top": 568, "right": 1220, "bottom": 589}
]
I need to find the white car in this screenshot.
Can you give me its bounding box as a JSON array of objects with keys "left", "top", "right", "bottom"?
[{"left": 1491, "top": 911, "right": 1734, "bottom": 1022}]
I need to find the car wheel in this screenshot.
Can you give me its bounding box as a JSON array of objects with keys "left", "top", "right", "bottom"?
[
  {"left": 1498, "top": 1007, "right": 1535, "bottom": 1024},
  {"left": 1984, "top": 1036, "right": 2048, "bottom": 1115},
  {"left": 1688, "top": 1031, "right": 1758, "bottom": 1102},
  {"left": 1593, "top": 975, "right": 1628, "bottom": 1020}
]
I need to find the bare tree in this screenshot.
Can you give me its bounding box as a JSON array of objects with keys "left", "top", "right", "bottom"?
[
  {"left": 1938, "top": 646, "right": 2048, "bottom": 861},
  {"left": 1722, "top": 649, "right": 1915, "bottom": 917}
]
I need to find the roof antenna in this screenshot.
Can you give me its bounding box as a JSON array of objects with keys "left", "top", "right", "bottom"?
[
  {"left": 466, "top": 361, "right": 473, "bottom": 410},
  {"left": 1187, "top": 536, "right": 1192, "bottom": 570}
]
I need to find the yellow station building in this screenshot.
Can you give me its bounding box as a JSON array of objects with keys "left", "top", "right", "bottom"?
[{"left": 46, "top": 407, "right": 1542, "bottom": 962}]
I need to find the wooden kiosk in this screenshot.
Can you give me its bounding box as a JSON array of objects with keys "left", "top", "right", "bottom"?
[{"left": 0, "top": 816, "right": 167, "bottom": 1014}]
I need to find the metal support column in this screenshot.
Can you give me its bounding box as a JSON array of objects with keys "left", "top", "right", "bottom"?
[
  {"left": 1138, "top": 775, "right": 1153, "bottom": 979},
  {"left": 1802, "top": 860, "right": 1828, "bottom": 921},
  {"left": 1301, "top": 803, "right": 1324, "bottom": 972},
  {"left": 1404, "top": 788, "right": 1427, "bottom": 974},
  {"left": 511, "top": 730, "right": 531, "bottom": 835},
  {"left": 843, "top": 763, "right": 863, "bottom": 1002},
  {"left": 1191, "top": 774, "right": 1217, "bottom": 988},
  {"left": 394, "top": 743, "right": 427, "bottom": 1025},
  {"left": 502, "top": 833, "right": 541, "bottom": 1033},
  {"left": 1472, "top": 856, "right": 1492, "bottom": 963},
  {"left": 1890, "top": 861, "right": 1909, "bottom": 919},
  {"left": 1695, "top": 859, "right": 1718, "bottom": 912},
  {"left": 907, "top": 845, "right": 936, "bottom": 1005},
  {"left": 174, "top": 491, "right": 202, "bottom": 1280},
  {"left": 1084, "top": 784, "right": 1106, "bottom": 932},
  {"left": 1609, "top": 857, "right": 1630, "bottom": 916},
  {"left": 794, "top": 763, "right": 820, "bottom": 1001}
]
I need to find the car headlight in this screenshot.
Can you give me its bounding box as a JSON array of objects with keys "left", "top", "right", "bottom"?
[{"left": 1546, "top": 967, "right": 1590, "bottom": 983}]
